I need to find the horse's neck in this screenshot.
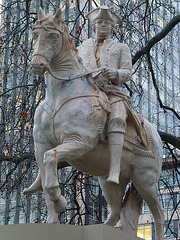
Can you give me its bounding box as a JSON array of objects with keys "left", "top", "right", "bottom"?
[
  {"left": 50, "top": 50, "right": 83, "bottom": 75},
  {"left": 44, "top": 52, "right": 97, "bottom": 107},
  {"left": 44, "top": 74, "right": 97, "bottom": 108}
]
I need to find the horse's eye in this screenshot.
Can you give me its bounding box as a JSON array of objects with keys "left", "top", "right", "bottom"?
[
  {"left": 49, "top": 33, "right": 59, "bottom": 39},
  {"left": 32, "top": 32, "right": 39, "bottom": 40}
]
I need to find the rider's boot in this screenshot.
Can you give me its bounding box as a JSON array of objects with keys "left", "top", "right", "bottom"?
[
  {"left": 107, "top": 118, "right": 126, "bottom": 185},
  {"left": 23, "top": 171, "right": 42, "bottom": 195}
]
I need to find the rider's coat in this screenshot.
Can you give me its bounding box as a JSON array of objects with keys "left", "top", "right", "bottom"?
[
  {"left": 77, "top": 37, "right": 132, "bottom": 94},
  {"left": 78, "top": 37, "right": 132, "bottom": 124}
]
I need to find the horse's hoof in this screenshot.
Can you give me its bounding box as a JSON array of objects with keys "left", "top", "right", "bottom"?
[
  {"left": 47, "top": 216, "right": 60, "bottom": 224},
  {"left": 53, "top": 196, "right": 67, "bottom": 214},
  {"left": 104, "top": 213, "right": 120, "bottom": 227},
  {"left": 23, "top": 184, "right": 42, "bottom": 195}
]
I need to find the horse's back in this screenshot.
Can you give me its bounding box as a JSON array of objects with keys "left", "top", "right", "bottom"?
[{"left": 68, "top": 123, "right": 162, "bottom": 179}]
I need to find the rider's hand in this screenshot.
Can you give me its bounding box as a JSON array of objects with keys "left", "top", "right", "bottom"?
[{"left": 102, "top": 68, "right": 119, "bottom": 85}]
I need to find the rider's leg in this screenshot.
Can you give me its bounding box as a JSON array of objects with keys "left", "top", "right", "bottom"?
[
  {"left": 107, "top": 100, "right": 127, "bottom": 184},
  {"left": 107, "top": 127, "right": 125, "bottom": 184},
  {"left": 43, "top": 139, "right": 93, "bottom": 213}
]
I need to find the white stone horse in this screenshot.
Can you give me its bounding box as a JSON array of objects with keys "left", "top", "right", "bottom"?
[{"left": 24, "top": 8, "right": 164, "bottom": 239}]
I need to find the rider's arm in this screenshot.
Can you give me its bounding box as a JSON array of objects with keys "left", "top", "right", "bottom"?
[
  {"left": 102, "top": 43, "right": 132, "bottom": 86},
  {"left": 115, "top": 44, "right": 132, "bottom": 85}
]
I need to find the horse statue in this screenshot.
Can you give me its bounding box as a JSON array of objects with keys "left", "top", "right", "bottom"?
[{"left": 24, "top": 8, "right": 164, "bottom": 239}]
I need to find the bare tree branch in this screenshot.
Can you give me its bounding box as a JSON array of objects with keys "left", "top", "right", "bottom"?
[
  {"left": 0, "top": 153, "right": 34, "bottom": 163},
  {"left": 132, "top": 14, "right": 180, "bottom": 65},
  {"left": 159, "top": 131, "right": 180, "bottom": 150},
  {"left": 147, "top": 53, "right": 180, "bottom": 120}
]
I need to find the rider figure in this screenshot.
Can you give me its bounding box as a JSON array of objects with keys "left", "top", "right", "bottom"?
[{"left": 78, "top": 6, "right": 132, "bottom": 184}]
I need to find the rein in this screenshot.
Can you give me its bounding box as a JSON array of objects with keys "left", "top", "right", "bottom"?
[{"left": 45, "top": 65, "right": 106, "bottom": 81}]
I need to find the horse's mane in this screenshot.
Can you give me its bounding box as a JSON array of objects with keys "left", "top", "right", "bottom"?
[
  {"left": 62, "top": 24, "right": 83, "bottom": 65},
  {"left": 33, "top": 13, "right": 83, "bottom": 66}
]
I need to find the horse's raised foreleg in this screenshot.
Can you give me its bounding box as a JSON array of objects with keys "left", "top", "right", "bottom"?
[
  {"left": 98, "top": 176, "right": 129, "bottom": 227},
  {"left": 43, "top": 141, "right": 90, "bottom": 214}
]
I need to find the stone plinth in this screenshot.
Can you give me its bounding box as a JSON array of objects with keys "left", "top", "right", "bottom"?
[{"left": 0, "top": 223, "right": 142, "bottom": 240}]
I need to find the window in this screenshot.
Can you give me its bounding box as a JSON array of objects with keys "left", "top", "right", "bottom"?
[
  {"left": 177, "top": 193, "right": 180, "bottom": 209},
  {"left": 164, "top": 195, "right": 174, "bottom": 210},
  {"left": 102, "top": 205, "right": 108, "bottom": 222},
  {"left": 89, "top": 178, "right": 99, "bottom": 196},
  {"left": 137, "top": 224, "right": 152, "bottom": 240},
  {"left": 164, "top": 220, "right": 179, "bottom": 238},
  {"left": 0, "top": 201, "right": 5, "bottom": 224},
  {"left": 158, "top": 169, "right": 179, "bottom": 189},
  {"left": 143, "top": 201, "right": 150, "bottom": 214},
  {"left": 89, "top": 201, "right": 97, "bottom": 220},
  {"left": 159, "top": 194, "right": 174, "bottom": 210}
]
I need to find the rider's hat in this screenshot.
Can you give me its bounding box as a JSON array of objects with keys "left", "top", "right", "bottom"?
[{"left": 86, "top": 6, "right": 121, "bottom": 25}]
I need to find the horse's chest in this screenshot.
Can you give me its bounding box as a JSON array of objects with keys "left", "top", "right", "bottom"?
[
  {"left": 33, "top": 104, "right": 54, "bottom": 137},
  {"left": 33, "top": 101, "right": 65, "bottom": 144},
  {"left": 33, "top": 98, "right": 94, "bottom": 145}
]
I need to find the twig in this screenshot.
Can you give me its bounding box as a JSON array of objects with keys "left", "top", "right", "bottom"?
[{"left": 147, "top": 53, "right": 180, "bottom": 121}]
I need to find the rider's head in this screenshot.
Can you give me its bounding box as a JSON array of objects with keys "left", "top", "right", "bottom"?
[{"left": 86, "top": 6, "right": 121, "bottom": 39}]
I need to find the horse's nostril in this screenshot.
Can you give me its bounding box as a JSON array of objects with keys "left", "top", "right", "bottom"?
[{"left": 40, "top": 63, "right": 44, "bottom": 67}]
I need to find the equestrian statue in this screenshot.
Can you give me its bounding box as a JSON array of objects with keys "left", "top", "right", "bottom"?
[{"left": 23, "top": 6, "right": 164, "bottom": 239}]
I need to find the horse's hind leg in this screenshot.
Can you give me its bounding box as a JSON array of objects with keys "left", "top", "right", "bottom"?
[
  {"left": 43, "top": 141, "right": 90, "bottom": 213},
  {"left": 133, "top": 172, "right": 164, "bottom": 240},
  {"left": 142, "top": 186, "right": 164, "bottom": 240},
  {"left": 98, "top": 176, "right": 129, "bottom": 227}
]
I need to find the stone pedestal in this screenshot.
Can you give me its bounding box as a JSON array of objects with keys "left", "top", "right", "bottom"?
[{"left": 0, "top": 223, "right": 142, "bottom": 240}]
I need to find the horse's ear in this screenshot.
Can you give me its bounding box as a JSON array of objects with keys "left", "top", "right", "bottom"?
[
  {"left": 54, "top": 8, "right": 62, "bottom": 22},
  {"left": 38, "top": 7, "right": 45, "bottom": 20}
]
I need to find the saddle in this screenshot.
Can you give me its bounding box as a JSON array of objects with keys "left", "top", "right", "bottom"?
[
  {"left": 98, "top": 89, "right": 155, "bottom": 158},
  {"left": 124, "top": 107, "right": 155, "bottom": 158}
]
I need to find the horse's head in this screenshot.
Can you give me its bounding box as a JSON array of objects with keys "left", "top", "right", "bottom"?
[{"left": 30, "top": 8, "right": 65, "bottom": 76}]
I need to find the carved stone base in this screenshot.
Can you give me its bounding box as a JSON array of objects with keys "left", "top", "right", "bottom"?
[{"left": 0, "top": 223, "right": 142, "bottom": 240}]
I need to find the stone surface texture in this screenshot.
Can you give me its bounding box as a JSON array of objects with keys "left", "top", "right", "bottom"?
[{"left": 0, "top": 224, "right": 142, "bottom": 240}]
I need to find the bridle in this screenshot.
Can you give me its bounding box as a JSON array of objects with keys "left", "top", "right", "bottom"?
[
  {"left": 45, "top": 65, "right": 106, "bottom": 81},
  {"left": 32, "top": 53, "right": 50, "bottom": 63}
]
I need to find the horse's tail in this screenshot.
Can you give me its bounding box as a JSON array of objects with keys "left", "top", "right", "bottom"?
[{"left": 120, "top": 183, "right": 143, "bottom": 235}]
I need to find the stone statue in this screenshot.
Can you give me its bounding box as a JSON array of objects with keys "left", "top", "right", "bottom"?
[{"left": 23, "top": 7, "right": 164, "bottom": 239}]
